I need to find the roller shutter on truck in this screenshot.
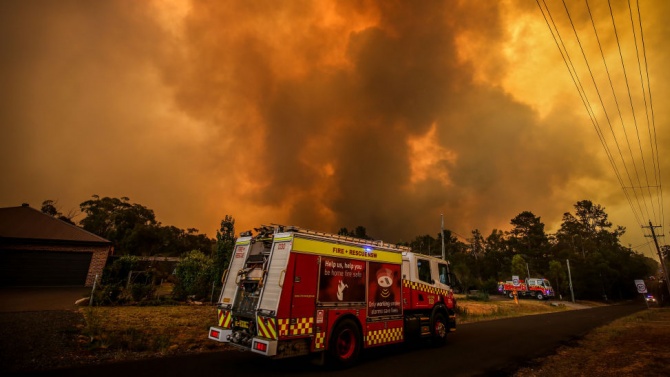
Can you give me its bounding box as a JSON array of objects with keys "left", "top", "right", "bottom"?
[
  {"left": 219, "top": 237, "right": 252, "bottom": 306},
  {"left": 257, "top": 237, "right": 292, "bottom": 313}
]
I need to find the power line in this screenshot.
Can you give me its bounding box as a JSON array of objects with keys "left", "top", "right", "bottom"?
[
  {"left": 536, "top": 0, "right": 665, "bottom": 247},
  {"left": 560, "top": 0, "right": 649, "bottom": 223},
  {"left": 626, "top": 0, "right": 661, "bottom": 226},
  {"left": 537, "top": 0, "right": 641, "bottom": 226},
  {"left": 634, "top": 0, "right": 665, "bottom": 234},
  {"left": 606, "top": 0, "right": 655, "bottom": 223}
]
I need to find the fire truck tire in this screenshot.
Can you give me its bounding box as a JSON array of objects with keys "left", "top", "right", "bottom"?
[
  {"left": 536, "top": 293, "right": 544, "bottom": 300},
  {"left": 431, "top": 312, "right": 448, "bottom": 346},
  {"left": 328, "top": 318, "right": 361, "bottom": 368},
  {"left": 508, "top": 292, "right": 514, "bottom": 299}
]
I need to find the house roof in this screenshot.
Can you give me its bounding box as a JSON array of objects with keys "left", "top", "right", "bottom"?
[{"left": 0, "top": 205, "right": 111, "bottom": 245}]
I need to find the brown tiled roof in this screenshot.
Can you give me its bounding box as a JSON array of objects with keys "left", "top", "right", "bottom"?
[{"left": 0, "top": 205, "right": 111, "bottom": 244}]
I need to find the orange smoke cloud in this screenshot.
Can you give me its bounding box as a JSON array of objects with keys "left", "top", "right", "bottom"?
[{"left": 1, "top": 1, "right": 667, "bottom": 256}]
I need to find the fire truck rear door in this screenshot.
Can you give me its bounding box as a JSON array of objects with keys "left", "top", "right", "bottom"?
[{"left": 289, "top": 252, "right": 318, "bottom": 321}]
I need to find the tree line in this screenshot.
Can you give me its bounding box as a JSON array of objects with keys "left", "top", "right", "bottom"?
[
  {"left": 41, "top": 196, "right": 662, "bottom": 301},
  {"left": 401, "top": 200, "right": 660, "bottom": 301}
]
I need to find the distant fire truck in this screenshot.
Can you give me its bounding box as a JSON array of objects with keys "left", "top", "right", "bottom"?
[
  {"left": 208, "top": 225, "right": 456, "bottom": 366},
  {"left": 498, "top": 278, "right": 554, "bottom": 300}
]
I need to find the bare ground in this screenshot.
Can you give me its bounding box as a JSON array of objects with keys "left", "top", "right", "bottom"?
[{"left": 0, "top": 306, "right": 231, "bottom": 374}]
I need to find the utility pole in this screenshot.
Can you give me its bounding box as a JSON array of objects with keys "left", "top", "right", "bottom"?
[
  {"left": 566, "top": 259, "right": 575, "bottom": 303},
  {"left": 441, "top": 214, "right": 445, "bottom": 261},
  {"left": 441, "top": 214, "right": 451, "bottom": 285},
  {"left": 643, "top": 221, "right": 670, "bottom": 298}
]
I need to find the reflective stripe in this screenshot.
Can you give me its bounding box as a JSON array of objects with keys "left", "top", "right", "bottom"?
[
  {"left": 256, "top": 316, "right": 278, "bottom": 340},
  {"left": 403, "top": 279, "right": 450, "bottom": 296},
  {"left": 277, "top": 317, "right": 314, "bottom": 337},
  {"left": 366, "top": 326, "right": 404, "bottom": 346},
  {"left": 291, "top": 317, "right": 314, "bottom": 335},
  {"left": 218, "top": 309, "right": 232, "bottom": 328},
  {"left": 314, "top": 332, "right": 326, "bottom": 349}
]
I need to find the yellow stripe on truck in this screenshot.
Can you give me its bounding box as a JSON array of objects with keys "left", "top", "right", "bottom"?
[{"left": 292, "top": 238, "right": 402, "bottom": 263}]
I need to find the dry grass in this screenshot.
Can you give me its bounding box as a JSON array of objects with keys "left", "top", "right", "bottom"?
[
  {"left": 457, "top": 296, "right": 569, "bottom": 324},
  {"left": 81, "top": 305, "right": 231, "bottom": 355},
  {"left": 514, "top": 308, "right": 670, "bottom": 377}
]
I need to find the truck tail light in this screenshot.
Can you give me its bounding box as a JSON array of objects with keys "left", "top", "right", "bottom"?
[
  {"left": 210, "top": 329, "right": 220, "bottom": 338},
  {"left": 254, "top": 341, "right": 267, "bottom": 352}
]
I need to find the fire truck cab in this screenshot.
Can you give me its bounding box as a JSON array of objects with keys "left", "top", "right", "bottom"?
[{"left": 208, "top": 225, "right": 456, "bottom": 366}]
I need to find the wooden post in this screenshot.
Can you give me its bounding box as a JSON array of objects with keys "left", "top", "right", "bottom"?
[{"left": 89, "top": 274, "right": 98, "bottom": 307}]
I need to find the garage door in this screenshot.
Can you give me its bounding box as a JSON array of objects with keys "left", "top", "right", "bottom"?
[{"left": 0, "top": 250, "right": 92, "bottom": 286}]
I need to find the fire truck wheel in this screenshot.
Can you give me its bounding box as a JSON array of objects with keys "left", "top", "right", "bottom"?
[
  {"left": 536, "top": 293, "right": 544, "bottom": 300},
  {"left": 431, "top": 313, "right": 448, "bottom": 346},
  {"left": 508, "top": 292, "right": 514, "bottom": 299},
  {"left": 328, "top": 319, "right": 361, "bottom": 367}
]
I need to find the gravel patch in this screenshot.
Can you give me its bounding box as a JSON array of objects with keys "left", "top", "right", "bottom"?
[{"left": 0, "top": 310, "right": 86, "bottom": 373}]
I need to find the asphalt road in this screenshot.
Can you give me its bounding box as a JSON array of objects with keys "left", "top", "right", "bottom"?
[{"left": 37, "top": 302, "right": 644, "bottom": 377}]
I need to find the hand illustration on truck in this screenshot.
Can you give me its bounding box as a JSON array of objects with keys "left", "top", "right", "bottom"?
[
  {"left": 208, "top": 225, "right": 457, "bottom": 367},
  {"left": 336, "top": 279, "right": 348, "bottom": 301}
]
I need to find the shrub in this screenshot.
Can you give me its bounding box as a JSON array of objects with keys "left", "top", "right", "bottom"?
[
  {"left": 480, "top": 278, "right": 500, "bottom": 295},
  {"left": 130, "top": 283, "right": 156, "bottom": 302},
  {"left": 102, "top": 255, "right": 141, "bottom": 285},
  {"left": 172, "top": 250, "right": 216, "bottom": 301},
  {"left": 466, "top": 291, "right": 490, "bottom": 301},
  {"left": 91, "top": 283, "right": 125, "bottom": 306},
  {"left": 92, "top": 256, "right": 158, "bottom": 305}
]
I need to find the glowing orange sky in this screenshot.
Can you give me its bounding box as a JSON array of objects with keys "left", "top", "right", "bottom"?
[{"left": 1, "top": 1, "right": 667, "bottom": 258}]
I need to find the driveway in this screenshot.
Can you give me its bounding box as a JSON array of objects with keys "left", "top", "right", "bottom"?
[{"left": 0, "top": 287, "right": 92, "bottom": 312}]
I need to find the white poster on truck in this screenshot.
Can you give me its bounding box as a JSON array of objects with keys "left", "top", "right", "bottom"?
[
  {"left": 318, "top": 256, "right": 366, "bottom": 303},
  {"left": 367, "top": 262, "right": 402, "bottom": 317},
  {"left": 512, "top": 275, "right": 520, "bottom": 287}
]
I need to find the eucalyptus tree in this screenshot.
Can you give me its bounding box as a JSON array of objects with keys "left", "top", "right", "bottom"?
[
  {"left": 214, "top": 215, "right": 236, "bottom": 279},
  {"left": 79, "top": 195, "right": 214, "bottom": 256},
  {"left": 507, "top": 211, "right": 550, "bottom": 275},
  {"left": 555, "top": 200, "right": 655, "bottom": 300},
  {"left": 479, "top": 229, "right": 510, "bottom": 282}
]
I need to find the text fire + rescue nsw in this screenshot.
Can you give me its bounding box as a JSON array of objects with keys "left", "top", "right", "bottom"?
[{"left": 332, "top": 246, "right": 378, "bottom": 259}]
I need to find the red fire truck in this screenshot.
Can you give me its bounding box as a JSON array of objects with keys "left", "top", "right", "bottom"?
[
  {"left": 497, "top": 278, "right": 554, "bottom": 300},
  {"left": 208, "top": 225, "right": 456, "bottom": 366}
]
